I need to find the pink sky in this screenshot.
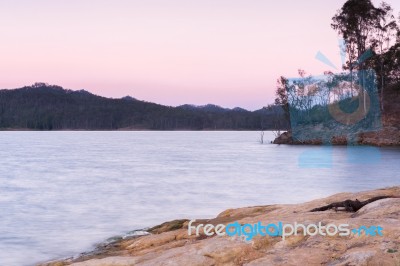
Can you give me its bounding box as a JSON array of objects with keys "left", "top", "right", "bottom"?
[{"left": 0, "top": 0, "right": 398, "bottom": 110}]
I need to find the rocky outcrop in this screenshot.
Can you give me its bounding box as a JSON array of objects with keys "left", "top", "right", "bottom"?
[
  {"left": 273, "top": 89, "right": 400, "bottom": 146},
  {"left": 272, "top": 131, "right": 295, "bottom": 144},
  {"left": 358, "top": 126, "right": 400, "bottom": 146},
  {"left": 273, "top": 126, "right": 400, "bottom": 146},
  {"left": 39, "top": 187, "right": 400, "bottom": 266}
]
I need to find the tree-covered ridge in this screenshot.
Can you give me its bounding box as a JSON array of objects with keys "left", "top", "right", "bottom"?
[{"left": 0, "top": 83, "right": 288, "bottom": 130}]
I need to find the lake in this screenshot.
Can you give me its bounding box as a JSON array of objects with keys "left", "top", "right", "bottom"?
[{"left": 0, "top": 131, "right": 399, "bottom": 266}]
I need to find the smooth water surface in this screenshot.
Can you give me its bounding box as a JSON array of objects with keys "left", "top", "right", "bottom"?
[{"left": 0, "top": 131, "right": 399, "bottom": 265}]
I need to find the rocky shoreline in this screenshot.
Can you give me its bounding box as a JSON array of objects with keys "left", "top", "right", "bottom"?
[
  {"left": 39, "top": 186, "right": 400, "bottom": 266},
  {"left": 272, "top": 127, "right": 400, "bottom": 146},
  {"left": 273, "top": 87, "right": 400, "bottom": 147}
]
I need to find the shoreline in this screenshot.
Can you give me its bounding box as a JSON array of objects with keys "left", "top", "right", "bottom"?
[
  {"left": 273, "top": 128, "right": 400, "bottom": 146},
  {"left": 39, "top": 186, "right": 400, "bottom": 266}
]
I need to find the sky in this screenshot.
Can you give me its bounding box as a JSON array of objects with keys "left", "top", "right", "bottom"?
[{"left": 0, "top": 0, "right": 399, "bottom": 110}]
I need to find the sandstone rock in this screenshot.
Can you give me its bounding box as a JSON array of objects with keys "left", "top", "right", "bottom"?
[
  {"left": 40, "top": 187, "right": 400, "bottom": 266},
  {"left": 71, "top": 256, "right": 139, "bottom": 266}
]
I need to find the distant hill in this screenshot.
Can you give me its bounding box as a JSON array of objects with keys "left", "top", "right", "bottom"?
[
  {"left": 177, "top": 104, "right": 230, "bottom": 113},
  {"left": 0, "top": 83, "right": 288, "bottom": 130},
  {"left": 177, "top": 104, "right": 251, "bottom": 113}
]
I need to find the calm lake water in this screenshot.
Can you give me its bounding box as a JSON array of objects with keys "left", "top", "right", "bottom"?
[{"left": 0, "top": 131, "right": 399, "bottom": 266}]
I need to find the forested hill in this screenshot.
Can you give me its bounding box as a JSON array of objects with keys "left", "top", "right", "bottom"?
[{"left": 0, "top": 83, "right": 287, "bottom": 130}]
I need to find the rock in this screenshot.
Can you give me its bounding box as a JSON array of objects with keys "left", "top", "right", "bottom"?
[
  {"left": 331, "top": 135, "right": 348, "bottom": 145},
  {"left": 71, "top": 256, "right": 139, "bottom": 266},
  {"left": 358, "top": 127, "right": 400, "bottom": 146},
  {"left": 39, "top": 187, "right": 400, "bottom": 266},
  {"left": 330, "top": 250, "right": 376, "bottom": 266},
  {"left": 273, "top": 131, "right": 293, "bottom": 144},
  {"left": 352, "top": 198, "right": 400, "bottom": 219},
  {"left": 148, "top": 219, "right": 189, "bottom": 234}
]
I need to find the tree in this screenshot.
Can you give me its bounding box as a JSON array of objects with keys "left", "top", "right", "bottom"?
[
  {"left": 332, "top": 0, "right": 400, "bottom": 111},
  {"left": 372, "top": 2, "right": 398, "bottom": 110},
  {"left": 274, "top": 76, "right": 290, "bottom": 126},
  {"left": 332, "top": 0, "right": 380, "bottom": 67},
  {"left": 331, "top": 0, "right": 381, "bottom": 113}
]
